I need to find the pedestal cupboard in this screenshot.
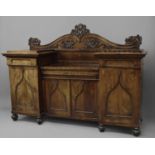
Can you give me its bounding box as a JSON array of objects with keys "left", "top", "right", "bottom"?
[{"left": 3, "top": 24, "right": 146, "bottom": 136}]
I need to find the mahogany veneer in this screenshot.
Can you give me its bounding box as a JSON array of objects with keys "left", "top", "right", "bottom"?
[{"left": 2, "top": 24, "right": 146, "bottom": 136}]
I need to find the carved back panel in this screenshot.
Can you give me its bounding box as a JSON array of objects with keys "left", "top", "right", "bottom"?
[
  {"left": 29, "top": 24, "right": 142, "bottom": 51},
  {"left": 29, "top": 24, "right": 142, "bottom": 63}
]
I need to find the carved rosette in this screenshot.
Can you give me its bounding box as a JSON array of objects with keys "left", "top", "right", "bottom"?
[
  {"left": 83, "top": 37, "right": 113, "bottom": 49},
  {"left": 84, "top": 38, "right": 100, "bottom": 48},
  {"left": 60, "top": 40, "right": 75, "bottom": 49}
]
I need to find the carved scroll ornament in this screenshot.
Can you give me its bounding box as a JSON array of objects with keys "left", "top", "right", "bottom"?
[{"left": 125, "top": 35, "right": 142, "bottom": 48}]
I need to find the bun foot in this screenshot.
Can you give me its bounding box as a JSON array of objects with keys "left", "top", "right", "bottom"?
[
  {"left": 36, "top": 117, "right": 43, "bottom": 125},
  {"left": 132, "top": 128, "right": 141, "bottom": 137},
  {"left": 11, "top": 113, "right": 18, "bottom": 121},
  {"left": 98, "top": 124, "right": 105, "bottom": 132},
  {"left": 140, "top": 118, "right": 143, "bottom": 123}
]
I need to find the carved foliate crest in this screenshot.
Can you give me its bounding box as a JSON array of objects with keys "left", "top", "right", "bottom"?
[
  {"left": 29, "top": 24, "right": 142, "bottom": 51},
  {"left": 71, "top": 24, "right": 90, "bottom": 38}
]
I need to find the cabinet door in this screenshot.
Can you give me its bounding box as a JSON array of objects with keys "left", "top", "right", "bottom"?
[
  {"left": 9, "top": 66, "right": 40, "bottom": 116},
  {"left": 98, "top": 68, "right": 141, "bottom": 128},
  {"left": 71, "top": 80, "right": 97, "bottom": 120},
  {"left": 43, "top": 79, "right": 70, "bottom": 117}
]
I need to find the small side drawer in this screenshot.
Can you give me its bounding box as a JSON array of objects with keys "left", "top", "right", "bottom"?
[{"left": 7, "top": 58, "right": 37, "bottom": 66}]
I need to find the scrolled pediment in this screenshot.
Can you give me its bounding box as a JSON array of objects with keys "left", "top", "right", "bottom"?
[{"left": 29, "top": 24, "right": 142, "bottom": 51}]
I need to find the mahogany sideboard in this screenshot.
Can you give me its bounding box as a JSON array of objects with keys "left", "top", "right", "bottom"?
[{"left": 3, "top": 24, "right": 146, "bottom": 136}]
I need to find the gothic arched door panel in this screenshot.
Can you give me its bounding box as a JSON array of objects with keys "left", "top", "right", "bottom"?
[
  {"left": 98, "top": 67, "right": 141, "bottom": 128},
  {"left": 43, "top": 79, "right": 70, "bottom": 118},
  {"left": 71, "top": 80, "right": 98, "bottom": 120},
  {"left": 9, "top": 66, "right": 40, "bottom": 116}
]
